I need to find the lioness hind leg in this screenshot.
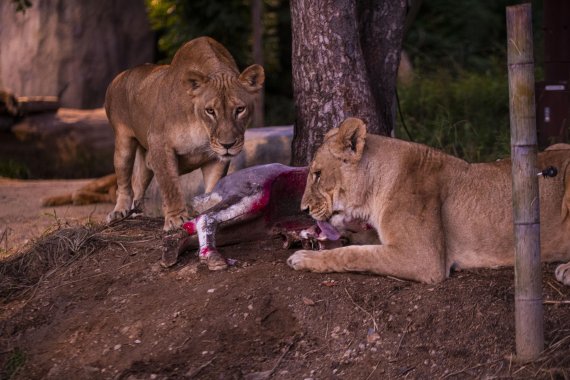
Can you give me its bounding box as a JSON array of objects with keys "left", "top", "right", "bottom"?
[
  {"left": 555, "top": 262, "right": 570, "bottom": 285},
  {"left": 107, "top": 133, "right": 138, "bottom": 223}
]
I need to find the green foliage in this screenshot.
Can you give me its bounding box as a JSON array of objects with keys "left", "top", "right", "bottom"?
[
  {"left": 396, "top": 66, "right": 510, "bottom": 163},
  {"left": 145, "top": 0, "right": 293, "bottom": 126},
  {"left": 398, "top": 0, "right": 545, "bottom": 162},
  {"left": 0, "top": 159, "right": 30, "bottom": 179},
  {"left": 405, "top": 0, "right": 543, "bottom": 73}
]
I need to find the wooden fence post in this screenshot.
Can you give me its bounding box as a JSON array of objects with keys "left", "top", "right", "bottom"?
[{"left": 506, "top": 3, "right": 544, "bottom": 361}]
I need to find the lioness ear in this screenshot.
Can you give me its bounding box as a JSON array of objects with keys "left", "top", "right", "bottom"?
[
  {"left": 331, "top": 117, "right": 367, "bottom": 163},
  {"left": 183, "top": 70, "right": 207, "bottom": 95},
  {"left": 239, "top": 64, "right": 265, "bottom": 92}
]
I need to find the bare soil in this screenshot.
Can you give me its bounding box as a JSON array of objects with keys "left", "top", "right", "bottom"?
[{"left": 1, "top": 182, "right": 569, "bottom": 380}]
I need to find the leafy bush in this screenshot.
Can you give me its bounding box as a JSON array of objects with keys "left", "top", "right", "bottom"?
[
  {"left": 0, "top": 159, "right": 30, "bottom": 179},
  {"left": 396, "top": 66, "right": 511, "bottom": 163}
]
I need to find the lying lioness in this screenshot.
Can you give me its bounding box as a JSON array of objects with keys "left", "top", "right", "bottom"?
[
  {"left": 287, "top": 118, "right": 570, "bottom": 285},
  {"left": 105, "top": 37, "right": 264, "bottom": 230}
]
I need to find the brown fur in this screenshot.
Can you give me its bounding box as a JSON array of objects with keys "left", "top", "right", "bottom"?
[
  {"left": 288, "top": 118, "right": 570, "bottom": 285},
  {"left": 105, "top": 37, "right": 264, "bottom": 230},
  {"left": 41, "top": 174, "right": 117, "bottom": 207}
]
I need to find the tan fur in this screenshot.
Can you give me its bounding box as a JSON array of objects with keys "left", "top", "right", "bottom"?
[
  {"left": 288, "top": 118, "right": 570, "bottom": 285},
  {"left": 41, "top": 174, "right": 117, "bottom": 207},
  {"left": 105, "top": 37, "right": 264, "bottom": 230}
]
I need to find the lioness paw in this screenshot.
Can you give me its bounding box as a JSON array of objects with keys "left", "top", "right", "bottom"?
[
  {"left": 287, "top": 250, "right": 314, "bottom": 271},
  {"left": 163, "top": 212, "right": 191, "bottom": 231},
  {"left": 555, "top": 262, "right": 570, "bottom": 285},
  {"left": 106, "top": 210, "right": 131, "bottom": 223}
]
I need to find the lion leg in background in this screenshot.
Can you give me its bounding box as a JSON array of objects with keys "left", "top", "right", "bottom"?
[
  {"left": 131, "top": 147, "right": 154, "bottom": 214},
  {"left": 106, "top": 133, "right": 138, "bottom": 222}
]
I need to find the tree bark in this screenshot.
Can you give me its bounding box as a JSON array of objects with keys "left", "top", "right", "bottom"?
[{"left": 290, "top": 0, "right": 407, "bottom": 166}]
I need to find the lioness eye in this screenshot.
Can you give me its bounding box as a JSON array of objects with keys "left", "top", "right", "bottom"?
[
  {"left": 205, "top": 108, "right": 215, "bottom": 115},
  {"left": 235, "top": 106, "right": 245, "bottom": 115}
]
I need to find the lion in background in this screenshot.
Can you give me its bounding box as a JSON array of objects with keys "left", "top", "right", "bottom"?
[
  {"left": 287, "top": 118, "right": 570, "bottom": 285},
  {"left": 105, "top": 36, "right": 264, "bottom": 231},
  {"left": 41, "top": 174, "right": 116, "bottom": 207}
]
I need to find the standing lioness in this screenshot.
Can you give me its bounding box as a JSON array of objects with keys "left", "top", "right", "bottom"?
[
  {"left": 105, "top": 37, "right": 264, "bottom": 230},
  {"left": 288, "top": 118, "right": 570, "bottom": 285}
]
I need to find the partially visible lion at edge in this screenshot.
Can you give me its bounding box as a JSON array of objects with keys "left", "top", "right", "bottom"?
[
  {"left": 105, "top": 36, "right": 264, "bottom": 231},
  {"left": 287, "top": 117, "right": 570, "bottom": 285}
]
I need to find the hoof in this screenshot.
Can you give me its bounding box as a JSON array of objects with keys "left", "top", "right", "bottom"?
[
  {"left": 160, "top": 230, "right": 188, "bottom": 268},
  {"left": 200, "top": 250, "right": 228, "bottom": 271},
  {"left": 161, "top": 248, "right": 179, "bottom": 268}
]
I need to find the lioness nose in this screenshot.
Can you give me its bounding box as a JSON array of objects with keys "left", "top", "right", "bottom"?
[{"left": 221, "top": 140, "right": 237, "bottom": 150}]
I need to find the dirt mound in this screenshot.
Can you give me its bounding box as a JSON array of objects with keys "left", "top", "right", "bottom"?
[{"left": 1, "top": 217, "right": 569, "bottom": 379}]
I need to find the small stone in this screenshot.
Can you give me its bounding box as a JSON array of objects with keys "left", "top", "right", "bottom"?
[
  {"left": 134, "top": 340, "right": 141, "bottom": 344},
  {"left": 207, "top": 288, "right": 215, "bottom": 293},
  {"left": 113, "top": 344, "right": 121, "bottom": 351},
  {"left": 247, "top": 304, "right": 253, "bottom": 310},
  {"left": 302, "top": 297, "right": 315, "bottom": 306}
]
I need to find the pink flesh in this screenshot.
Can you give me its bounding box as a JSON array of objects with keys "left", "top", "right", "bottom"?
[
  {"left": 317, "top": 220, "right": 341, "bottom": 241},
  {"left": 183, "top": 220, "right": 197, "bottom": 235},
  {"left": 199, "top": 246, "right": 214, "bottom": 257}
]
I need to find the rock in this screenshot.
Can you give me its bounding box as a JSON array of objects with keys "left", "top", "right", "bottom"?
[
  {"left": 0, "top": 108, "right": 113, "bottom": 178},
  {"left": 0, "top": 0, "right": 153, "bottom": 109}
]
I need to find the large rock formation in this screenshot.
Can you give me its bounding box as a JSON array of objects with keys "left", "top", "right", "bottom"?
[{"left": 0, "top": 0, "right": 153, "bottom": 109}]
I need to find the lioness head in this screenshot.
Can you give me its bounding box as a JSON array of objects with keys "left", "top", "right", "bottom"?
[
  {"left": 301, "top": 117, "right": 367, "bottom": 221},
  {"left": 184, "top": 65, "right": 265, "bottom": 158}
]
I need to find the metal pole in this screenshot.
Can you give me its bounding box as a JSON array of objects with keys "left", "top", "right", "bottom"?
[{"left": 506, "top": 3, "right": 544, "bottom": 361}]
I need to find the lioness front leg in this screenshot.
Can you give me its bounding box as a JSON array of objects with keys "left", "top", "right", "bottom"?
[
  {"left": 288, "top": 244, "right": 447, "bottom": 284},
  {"left": 107, "top": 133, "right": 138, "bottom": 223},
  {"left": 131, "top": 146, "right": 154, "bottom": 214},
  {"left": 148, "top": 141, "right": 190, "bottom": 231},
  {"left": 201, "top": 159, "right": 230, "bottom": 193}
]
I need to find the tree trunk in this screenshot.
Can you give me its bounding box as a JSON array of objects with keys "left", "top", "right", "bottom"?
[{"left": 290, "top": 0, "right": 407, "bottom": 166}]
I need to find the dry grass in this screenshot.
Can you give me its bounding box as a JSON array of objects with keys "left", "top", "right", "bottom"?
[
  {"left": 0, "top": 216, "right": 164, "bottom": 301},
  {"left": 0, "top": 223, "right": 108, "bottom": 300}
]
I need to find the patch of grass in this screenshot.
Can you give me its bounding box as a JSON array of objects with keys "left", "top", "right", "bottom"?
[
  {"left": 396, "top": 66, "right": 510, "bottom": 163},
  {"left": 2, "top": 348, "right": 26, "bottom": 379},
  {"left": 0, "top": 159, "right": 30, "bottom": 179}
]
